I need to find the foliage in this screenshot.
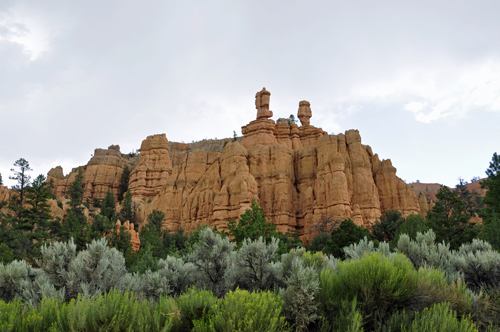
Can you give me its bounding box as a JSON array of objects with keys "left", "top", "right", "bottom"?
[
  {"left": 453, "top": 239, "right": 500, "bottom": 292},
  {"left": 187, "top": 228, "right": 233, "bottom": 297},
  {"left": 396, "top": 229, "right": 460, "bottom": 282},
  {"left": 227, "top": 200, "right": 279, "bottom": 248},
  {"left": 480, "top": 212, "right": 500, "bottom": 251},
  {"left": 319, "top": 252, "right": 418, "bottom": 331},
  {"left": 118, "top": 165, "right": 130, "bottom": 201},
  {"left": 480, "top": 152, "right": 500, "bottom": 224},
  {"left": 226, "top": 237, "right": 281, "bottom": 292},
  {"left": 9, "top": 158, "right": 32, "bottom": 216},
  {"left": 121, "top": 189, "right": 134, "bottom": 222},
  {"left": 427, "top": 184, "right": 480, "bottom": 250},
  {"left": 60, "top": 168, "right": 88, "bottom": 250},
  {"left": 307, "top": 232, "right": 331, "bottom": 254},
  {"left": 372, "top": 210, "right": 404, "bottom": 242},
  {"left": 391, "top": 213, "right": 430, "bottom": 248},
  {"left": 193, "top": 289, "right": 288, "bottom": 332},
  {"left": 402, "top": 302, "right": 478, "bottom": 332},
  {"left": 177, "top": 287, "right": 218, "bottom": 331},
  {"left": 326, "top": 219, "right": 373, "bottom": 259},
  {"left": 100, "top": 189, "right": 116, "bottom": 221},
  {"left": 280, "top": 256, "right": 319, "bottom": 332}
]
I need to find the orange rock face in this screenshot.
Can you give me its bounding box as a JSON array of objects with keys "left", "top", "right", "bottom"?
[
  {"left": 138, "top": 89, "right": 421, "bottom": 242},
  {"left": 46, "top": 89, "right": 423, "bottom": 243},
  {"left": 114, "top": 220, "right": 140, "bottom": 252},
  {"left": 129, "top": 134, "right": 172, "bottom": 199},
  {"left": 47, "top": 145, "right": 136, "bottom": 202}
]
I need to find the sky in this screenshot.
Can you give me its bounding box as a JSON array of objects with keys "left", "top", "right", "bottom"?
[{"left": 1, "top": 0, "right": 499, "bottom": 188}]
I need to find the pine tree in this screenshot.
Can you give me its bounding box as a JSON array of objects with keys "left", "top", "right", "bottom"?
[
  {"left": 0, "top": 173, "right": 3, "bottom": 186},
  {"left": 121, "top": 189, "right": 133, "bottom": 222},
  {"left": 118, "top": 165, "right": 130, "bottom": 201},
  {"left": 227, "top": 200, "right": 278, "bottom": 248},
  {"left": 480, "top": 152, "right": 500, "bottom": 224},
  {"left": 100, "top": 189, "right": 116, "bottom": 221},
  {"left": 9, "top": 158, "right": 32, "bottom": 218},
  {"left": 326, "top": 219, "right": 373, "bottom": 259},
  {"left": 22, "top": 174, "right": 54, "bottom": 259},
  {"left": 60, "top": 168, "right": 88, "bottom": 250},
  {"left": 427, "top": 184, "right": 480, "bottom": 250}
]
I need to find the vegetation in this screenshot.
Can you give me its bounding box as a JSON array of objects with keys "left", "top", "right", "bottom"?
[{"left": 1, "top": 152, "right": 500, "bottom": 330}]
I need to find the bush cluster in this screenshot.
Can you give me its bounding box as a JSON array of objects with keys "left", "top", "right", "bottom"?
[{"left": 2, "top": 225, "right": 500, "bottom": 331}]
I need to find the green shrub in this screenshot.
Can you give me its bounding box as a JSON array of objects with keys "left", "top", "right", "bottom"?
[
  {"left": 319, "top": 252, "right": 418, "bottom": 331},
  {"left": 226, "top": 237, "right": 281, "bottom": 292},
  {"left": 280, "top": 256, "right": 319, "bottom": 332},
  {"left": 396, "top": 229, "right": 461, "bottom": 282},
  {"left": 194, "top": 289, "right": 288, "bottom": 332},
  {"left": 187, "top": 228, "right": 233, "bottom": 297},
  {"left": 402, "top": 302, "right": 478, "bottom": 332},
  {"left": 452, "top": 239, "right": 500, "bottom": 292},
  {"left": 0, "top": 260, "right": 41, "bottom": 303},
  {"left": 177, "top": 287, "right": 218, "bottom": 331}
]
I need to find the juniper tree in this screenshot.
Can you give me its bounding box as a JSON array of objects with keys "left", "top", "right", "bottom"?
[{"left": 372, "top": 210, "right": 404, "bottom": 242}]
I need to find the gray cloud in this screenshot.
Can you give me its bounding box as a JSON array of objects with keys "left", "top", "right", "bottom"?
[{"left": 1, "top": 0, "right": 499, "bottom": 187}]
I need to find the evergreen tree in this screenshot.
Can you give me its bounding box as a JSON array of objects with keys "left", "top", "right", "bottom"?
[
  {"left": 60, "top": 168, "right": 88, "bottom": 250},
  {"left": 121, "top": 189, "right": 133, "bottom": 222},
  {"left": 372, "top": 210, "right": 404, "bottom": 242},
  {"left": 326, "top": 219, "right": 373, "bottom": 259},
  {"left": 118, "top": 165, "right": 130, "bottom": 201},
  {"left": 227, "top": 200, "right": 278, "bottom": 248},
  {"left": 427, "top": 184, "right": 479, "bottom": 250},
  {"left": 100, "top": 189, "right": 116, "bottom": 221},
  {"left": 22, "top": 174, "right": 54, "bottom": 259},
  {"left": 0, "top": 173, "right": 3, "bottom": 186},
  {"left": 480, "top": 152, "right": 500, "bottom": 224},
  {"left": 9, "top": 158, "right": 32, "bottom": 218}
]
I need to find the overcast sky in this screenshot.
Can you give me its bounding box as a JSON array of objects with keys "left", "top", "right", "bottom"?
[{"left": 1, "top": 0, "right": 499, "bottom": 188}]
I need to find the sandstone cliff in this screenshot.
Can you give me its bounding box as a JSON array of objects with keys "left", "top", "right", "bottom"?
[
  {"left": 134, "top": 89, "right": 421, "bottom": 241},
  {"left": 47, "top": 145, "right": 137, "bottom": 202},
  {"left": 46, "top": 88, "right": 423, "bottom": 242}
]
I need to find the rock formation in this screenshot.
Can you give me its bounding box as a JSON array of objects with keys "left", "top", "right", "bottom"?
[
  {"left": 129, "top": 134, "right": 172, "bottom": 198},
  {"left": 114, "top": 220, "right": 140, "bottom": 252},
  {"left": 46, "top": 88, "right": 423, "bottom": 243},
  {"left": 47, "top": 145, "right": 136, "bottom": 202},
  {"left": 135, "top": 89, "right": 421, "bottom": 241}
]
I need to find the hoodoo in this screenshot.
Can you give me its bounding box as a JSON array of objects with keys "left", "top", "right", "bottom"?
[{"left": 48, "top": 88, "right": 422, "bottom": 241}]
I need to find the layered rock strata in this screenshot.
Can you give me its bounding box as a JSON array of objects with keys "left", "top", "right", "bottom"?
[
  {"left": 129, "top": 134, "right": 172, "bottom": 198},
  {"left": 138, "top": 89, "right": 421, "bottom": 242},
  {"left": 47, "top": 145, "right": 137, "bottom": 202},
  {"left": 46, "top": 88, "right": 423, "bottom": 243}
]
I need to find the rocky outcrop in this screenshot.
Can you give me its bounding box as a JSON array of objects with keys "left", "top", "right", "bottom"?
[
  {"left": 46, "top": 88, "right": 422, "bottom": 243},
  {"left": 114, "top": 220, "right": 140, "bottom": 252},
  {"left": 47, "top": 146, "right": 136, "bottom": 202},
  {"left": 139, "top": 89, "right": 421, "bottom": 242},
  {"left": 0, "top": 185, "right": 11, "bottom": 203},
  {"left": 129, "top": 134, "right": 172, "bottom": 198}
]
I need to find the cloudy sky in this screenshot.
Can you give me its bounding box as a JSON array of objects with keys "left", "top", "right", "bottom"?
[{"left": 1, "top": 0, "right": 499, "bottom": 188}]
